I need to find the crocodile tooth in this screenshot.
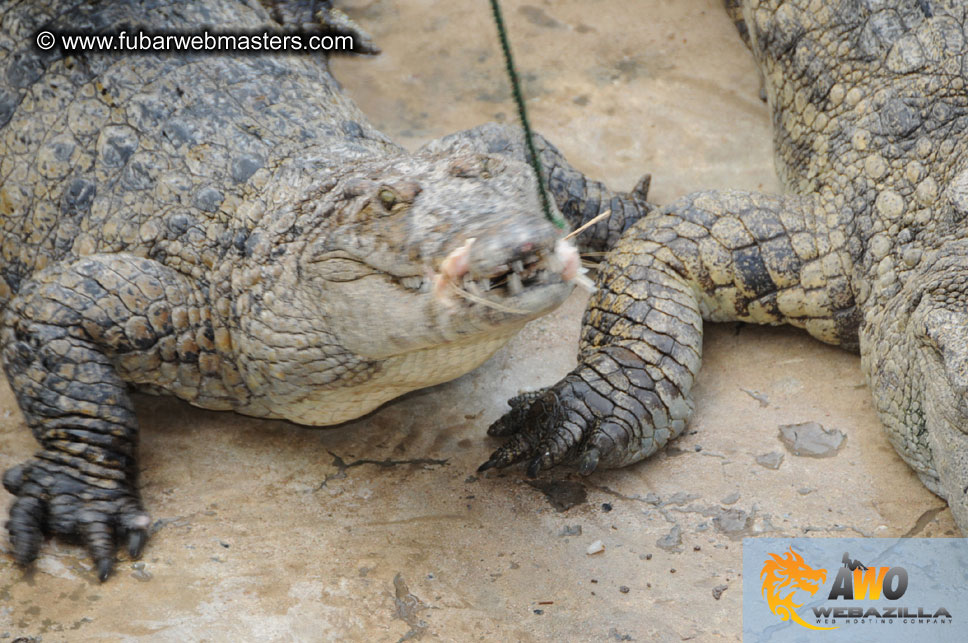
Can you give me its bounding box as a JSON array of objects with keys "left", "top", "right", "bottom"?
[
  {"left": 465, "top": 279, "right": 483, "bottom": 296},
  {"left": 511, "top": 260, "right": 524, "bottom": 273},
  {"left": 507, "top": 272, "right": 523, "bottom": 295}
]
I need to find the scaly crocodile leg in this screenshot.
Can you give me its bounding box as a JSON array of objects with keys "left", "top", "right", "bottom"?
[
  {"left": 1, "top": 254, "right": 219, "bottom": 580},
  {"left": 481, "top": 189, "right": 858, "bottom": 475}
]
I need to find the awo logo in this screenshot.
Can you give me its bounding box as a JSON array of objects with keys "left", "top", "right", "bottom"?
[
  {"left": 761, "top": 547, "right": 833, "bottom": 630},
  {"left": 760, "top": 547, "right": 954, "bottom": 631}
]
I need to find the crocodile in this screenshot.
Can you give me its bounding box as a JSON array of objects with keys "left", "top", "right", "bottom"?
[
  {"left": 0, "top": 0, "right": 646, "bottom": 579},
  {"left": 482, "top": 0, "right": 968, "bottom": 535}
]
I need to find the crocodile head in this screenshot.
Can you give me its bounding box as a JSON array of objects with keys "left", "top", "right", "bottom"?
[
  {"left": 311, "top": 150, "right": 578, "bottom": 354},
  {"left": 233, "top": 149, "right": 579, "bottom": 424}
]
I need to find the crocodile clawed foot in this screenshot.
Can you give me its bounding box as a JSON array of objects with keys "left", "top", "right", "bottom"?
[
  {"left": 3, "top": 458, "right": 150, "bottom": 581},
  {"left": 480, "top": 376, "right": 631, "bottom": 477}
]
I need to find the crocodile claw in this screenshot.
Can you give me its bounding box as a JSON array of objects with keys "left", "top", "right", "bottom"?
[
  {"left": 4, "top": 458, "right": 150, "bottom": 581},
  {"left": 578, "top": 447, "right": 601, "bottom": 475},
  {"left": 127, "top": 527, "right": 147, "bottom": 560},
  {"left": 476, "top": 459, "right": 495, "bottom": 473},
  {"left": 479, "top": 377, "right": 619, "bottom": 476},
  {"left": 480, "top": 343, "right": 684, "bottom": 477}
]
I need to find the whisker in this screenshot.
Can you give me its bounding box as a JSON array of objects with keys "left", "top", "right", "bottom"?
[
  {"left": 563, "top": 209, "right": 612, "bottom": 240},
  {"left": 571, "top": 271, "right": 597, "bottom": 294},
  {"left": 450, "top": 283, "right": 528, "bottom": 314}
]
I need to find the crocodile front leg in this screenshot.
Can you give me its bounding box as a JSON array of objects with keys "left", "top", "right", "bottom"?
[
  {"left": 481, "top": 190, "right": 858, "bottom": 475},
  {"left": 1, "top": 254, "right": 219, "bottom": 580}
]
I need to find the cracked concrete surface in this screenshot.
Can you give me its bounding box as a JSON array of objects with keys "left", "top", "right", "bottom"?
[{"left": 0, "top": 0, "right": 957, "bottom": 640}]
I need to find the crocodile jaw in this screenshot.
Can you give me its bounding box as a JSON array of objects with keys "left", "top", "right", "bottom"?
[{"left": 282, "top": 327, "right": 523, "bottom": 425}]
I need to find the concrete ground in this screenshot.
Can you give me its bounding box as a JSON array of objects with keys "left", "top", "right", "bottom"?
[{"left": 0, "top": 0, "right": 956, "bottom": 641}]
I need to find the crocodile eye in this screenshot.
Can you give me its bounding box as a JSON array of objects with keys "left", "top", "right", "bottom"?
[{"left": 378, "top": 188, "right": 397, "bottom": 210}]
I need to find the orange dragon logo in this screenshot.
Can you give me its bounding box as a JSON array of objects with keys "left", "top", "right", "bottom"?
[{"left": 761, "top": 547, "right": 836, "bottom": 631}]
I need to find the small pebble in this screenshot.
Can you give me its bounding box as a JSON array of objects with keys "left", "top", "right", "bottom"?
[
  {"left": 131, "top": 562, "right": 153, "bottom": 582},
  {"left": 778, "top": 422, "right": 846, "bottom": 458},
  {"left": 756, "top": 451, "right": 784, "bottom": 470},
  {"left": 619, "top": 586, "right": 630, "bottom": 594},
  {"left": 657, "top": 525, "right": 682, "bottom": 551},
  {"left": 586, "top": 540, "right": 605, "bottom": 555},
  {"left": 602, "top": 503, "right": 613, "bottom": 512},
  {"left": 670, "top": 568, "right": 676, "bottom": 574},
  {"left": 608, "top": 628, "right": 633, "bottom": 642},
  {"left": 533, "top": 609, "right": 543, "bottom": 615}
]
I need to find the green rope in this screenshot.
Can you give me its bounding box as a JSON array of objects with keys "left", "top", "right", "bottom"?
[{"left": 488, "top": 0, "right": 566, "bottom": 229}]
